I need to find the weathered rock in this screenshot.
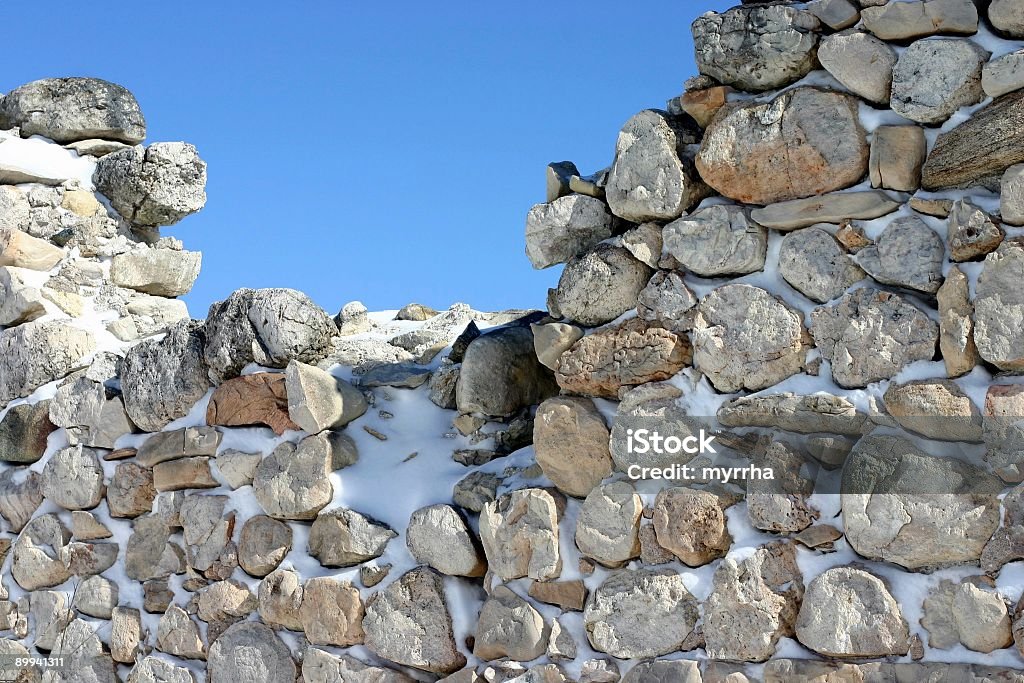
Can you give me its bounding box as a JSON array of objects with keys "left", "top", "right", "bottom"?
[
  {"left": 948, "top": 199, "right": 1005, "bottom": 261},
  {"left": 110, "top": 247, "right": 201, "bottom": 297},
  {"left": 554, "top": 244, "right": 653, "bottom": 327},
  {"left": 605, "top": 110, "right": 707, "bottom": 222},
  {"left": 94, "top": 142, "right": 206, "bottom": 226},
  {"left": 1004, "top": 163, "right": 1024, "bottom": 225},
  {"left": 213, "top": 449, "right": 261, "bottom": 489},
  {"left": 856, "top": 216, "right": 944, "bottom": 293},
  {"left": 0, "top": 77, "right": 144, "bottom": 143},
  {"left": 555, "top": 318, "right": 691, "bottom": 398},
  {"left": 531, "top": 322, "right": 584, "bottom": 370},
  {"left": 0, "top": 470, "right": 44, "bottom": 532},
  {"left": 207, "top": 622, "right": 296, "bottom": 683},
  {"left": 529, "top": 580, "right": 587, "bottom": 612},
  {"left": 107, "top": 461, "right": 156, "bottom": 518},
  {"left": 653, "top": 487, "right": 735, "bottom": 566},
  {"left": 299, "top": 577, "right": 364, "bottom": 647},
  {"left": 136, "top": 426, "right": 220, "bottom": 467},
  {"left": 112, "top": 609, "right": 144, "bottom": 663},
  {"left": 303, "top": 649, "right": 415, "bottom": 683},
  {"left": 406, "top": 504, "right": 486, "bottom": 577},
  {"left": 937, "top": 266, "right": 980, "bottom": 377},
  {"left": 153, "top": 456, "right": 218, "bottom": 491},
  {"left": 534, "top": 397, "right": 613, "bottom": 498},
  {"left": 692, "top": 5, "right": 820, "bottom": 91},
  {"left": 285, "top": 360, "right": 366, "bottom": 432},
  {"left": 253, "top": 433, "right": 333, "bottom": 520},
  {"left": 883, "top": 379, "right": 983, "bottom": 441},
  {"left": 662, "top": 205, "right": 767, "bottom": 276},
  {"left": 986, "top": 51, "right": 1024, "bottom": 101},
  {"left": 869, "top": 125, "right": 927, "bottom": 192},
  {"left": 72, "top": 575, "right": 117, "bottom": 619},
  {"left": 923, "top": 579, "right": 1013, "bottom": 652},
  {"left": 456, "top": 325, "right": 558, "bottom": 417},
  {"left": 819, "top": 31, "right": 897, "bottom": 105},
  {"left": 750, "top": 190, "right": 900, "bottom": 230},
  {"left": 156, "top": 605, "right": 205, "bottom": 659},
  {"left": 474, "top": 585, "right": 549, "bottom": 662},
  {"left": 583, "top": 568, "right": 699, "bottom": 659},
  {"left": 696, "top": 88, "right": 867, "bottom": 205},
  {"left": 622, "top": 661, "right": 702, "bottom": 683},
  {"left": 11, "top": 514, "right": 71, "bottom": 590},
  {"left": 778, "top": 226, "right": 865, "bottom": 303},
  {"left": 453, "top": 471, "right": 500, "bottom": 513},
  {"left": 891, "top": 38, "right": 988, "bottom": 124},
  {"left": 747, "top": 441, "right": 819, "bottom": 533},
  {"left": 983, "top": 384, "right": 1024, "bottom": 482},
  {"left": 362, "top": 567, "right": 467, "bottom": 675},
  {"left": 679, "top": 85, "right": 732, "bottom": 129},
  {"left": 257, "top": 569, "right": 304, "bottom": 631},
  {"left": 975, "top": 239, "right": 1024, "bottom": 370},
  {"left": 197, "top": 579, "right": 257, "bottom": 624},
  {"left": 991, "top": 0, "right": 1024, "bottom": 36},
  {"left": 125, "top": 514, "right": 184, "bottom": 581},
  {"left": 480, "top": 488, "right": 561, "bottom": 581},
  {"left": 0, "top": 321, "right": 95, "bottom": 407},
  {"left": 50, "top": 378, "right": 132, "bottom": 449},
  {"left": 692, "top": 284, "right": 809, "bottom": 392},
  {"left": 842, "top": 435, "right": 1002, "bottom": 569},
  {"left": 127, "top": 658, "right": 194, "bottom": 683},
  {"left": 308, "top": 507, "right": 397, "bottom": 567},
  {"left": 40, "top": 445, "right": 105, "bottom": 510},
  {"left": 575, "top": 481, "right": 643, "bottom": 567},
  {"left": 807, "top": 0, "right": 860, "bottom": 29},
  {"left": 526, "top": 194, "right": 614, "bottom": 269},
  {"left": 238, "top": 515, "right": 292, "bottom": 577},
  {"left": 861, "top": 0, "right": 978, "bottom": 40},
  {"left": 580, "top": 659, "right": 621, "bottom": 683},
  {"left": 810, "top": 288, "right": 938, "bottom": 388},
  {"left": 0, "top": 401, "right": 54, "bottom": 463},
  {"left": 72, "top": 510, "right": 112, "bottom": 540},
  {"left": 206, "top": 372, "right": 298, "bottom": 435},
  {"left": 796, "top": 566, "right": 909, "bottom": 657},
  {"left": 0, "top": 266, "right": 45, "bottom": 326},
  {"left": 45, "top": 618, "right": 116, "bottom": 683},
  {"left": 179, "top": 495, "right": 234, "bottom": 573},
  {"left": 636, "top": 270, "right": 697, "bottom": 332}
]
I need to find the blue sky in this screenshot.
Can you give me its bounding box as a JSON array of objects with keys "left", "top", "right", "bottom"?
[{"left": 8, "top": 1, "right": 733, "bottom": 317}]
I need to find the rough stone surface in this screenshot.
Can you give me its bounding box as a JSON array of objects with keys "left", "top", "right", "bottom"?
[
  {"left": 299, "top": 577, "right": 364, "bottom": 647},
  {"left": 662, "top": 205, "right": 767, "bottom": 276},
  {"left": 456, "top": 325, "right": 558, "bottom": 417},
  {"left": 883, "top": 379, "right": 983, "bottom": 442},
  {"left": 719, "top": 392, "right": 865, "bottom": 435},
  {"left": 575, "top": 481, "right": 643, "bottom": 567},
  {"left": 778, "top": 226, "right": 865, "bottom": 303},
  {"left": 948, "top": 199, "right": 1005, "bottom": 261},
  {"left": 207, "top": 372, "right": 299, "bottom": 435},
  {"left": 0, "top": 401, "right": 54, "bottom": 464},
  {"left": 0, "top": 77, "right": 145, "bottom": 143},
  {"left": 869, "top": 125, "right": 927, "bottom": 192},
  {"left": 938, "top": 265, "right": 981, "bottom": 377},
  {"left": 636, "top": 270, "right": 697, "bottom": 332},
  {"left": 974, "top": 239, "right": 1024, "bottom": 370},
  {"left": 207, "top": 621, "right": 296, "bottom": 683},
  {"left": 286, "top": 360, "right": 367, "bottom": 433},
  {"left": 554, "top": 244, "right": 654, "bottom": 327},
  {"left": 40, "top": 445, "right": 105, "bottom": 510},
  {"left": 0, "top": 321, "right": 95, "bottom": 407},
  {"left": 406, "top": 504, "right": 486, "bottom": 577},
  {"left": 110, "top": 247, "right": 201, "bottom": 297},
  {"left": 986, "top": 50, "right": 1024, "bottom": 99},
  {"left": 308, "top": 507, "right": 397, "bottom": 567},
  {"left": 532, "top": 322, "right": 584, "bottom": 371},
  {"left": 94, "top": 142, "right": 207, "bottom": 226},
  {"left": 534, "top": 396, "right": 613, "bottom": 498},
  {"left": 818, "top": 31, "right": 897, "bottom": 105},
  {"left": 253, "top": 434, "right": 333, "bottom": 520},
  {"left": 750, "top": 190, "right": 900, "bottom": 230},
  {"left": 856, "top": 216, "right": 944, "bottom": 294},
  {"left": 891, "top": 38, "right": 988, "bottom": 125},
  {"left": 480, "top": 488, "right": 561, "bottom": 581},
  {"left": 991, "top": 0, "right": 1024, "bottom": 37},
  {"left": 747, "top": 441, "right": 819, "bottom": 533},
  {"left": 239, "top": 514, "right": 292, "bottom": 577},
  {"left": 653, "top": 487, "right": 736, "bottom": 566},
  {"left": 526, "top": 194, "right": 614, "bottom": 269},
  {"left": 474, "top": 585, "right": 549, "bottom": 661},
  {"left": 861, "top": 0, "right": 978, "bottom": 40}
]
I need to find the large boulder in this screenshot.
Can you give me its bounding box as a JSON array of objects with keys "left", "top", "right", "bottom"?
[
  {"left": 692, "top": 5, "right": 820, "bottom": 92},
  {"left": 0, "top": 321, "right": 95, "bottom": 407},
  {"left": 691, "top": 284, "right": 809, "bottom": 392},
  {"left": 891, "top": 38, "right": 988, "bottom": 125},
  {"left": 456, "top": 325, "right": 558, "bottom": 417},
  {"left": 696, "top": 88, "right": 868, "bottom": 205},
  {"left": 604, "top": 110, "right": 708, "bottom": 222},
  {"left": 0, "top": 77, "right": 145, "bottom": 143},
  {"left": 525, "top": 195, "right": 614, "bottom": 269},
  {"left": 662, "top": 205, "right": 767, "bottom": 277},
  {"left": 554, "top": 244, "right": 653, "bottom": 327},
  {"left": 974, "top": 239, "right": 1024, "bottom": 371},
  {"left": 841, "top": 434, "right": 1002, "bottom": 569},
  {"left": 94, "top": 142, "right": 207, "bottom": 226}
]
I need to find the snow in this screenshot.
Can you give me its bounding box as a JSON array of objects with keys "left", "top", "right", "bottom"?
[{"left": 0, "top": 130, "right": 96, "bottom": 189}]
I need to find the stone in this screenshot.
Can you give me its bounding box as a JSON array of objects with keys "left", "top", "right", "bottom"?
[
  {"left": 747, "top": 441, "right": 819, "bottom": 533},
  {"left": 453, "top": 471, "right": 500, "bottom": 513},
  {"left": 605, "top": 109, "right": 707, "bottom": 222},
  {"left": 991, "top": 0, "right": 1024, "bottom": 36},
  {"left": 555, "top": 318, "right": 691, "bottom": 398},
  {"left": 617, "top": 222, "right": 663, "bottom": 268},
  {"left": 924, "top": 91, "right": 1024, "bottom": 190},
  {"left": 534, "top": 396, "right": 613, "bottom": 498},
  {"left": 807, "top": 0, "right": 860, "bottom": 29},
  {"left": 156, "top": 604, "right": 205, "bottom": 659},
  {"left": 44, "top": 617, "right": 116, "bottom": 683},
  {"left": 179, "top": 495, "right": 234, "bottom": 573},
  {"left": 861, "top": 0, "right": 978, "bottom": 40},
  {"left": 112, "top": 608, "right": 144, "bottom": 664},
  {"left": 750, "top": 190, "right": 900, "bottom": 230},
  {"left": 525, "top": 194, "right": 614, "bottom": 269},
  {"left": 30, "top": 590, "right": 72, "bottom": 651},
  {"left": 49, "top": 378, "right": 132, "bottom": 449},
  {"left": 110, "top": 247, "right": 201, "bottom": 297},
  {"left": 302, "top": 649, "right": 415, "bottom": 683},
  {"left": 948, "top": 199, "right": 1005, "bottom": 261},
  {"left": 0, "top": 321, "right": 95, "bottom": 407},
  {"left": 622, "top": 661, "right": 702, "bottom": 683},
  {"left": 107, "top": 462, "right": 156, "bottom": 517},
  {"left": 796, "top": 566, "right": 910, "bottom": 657},
  {"left": 1004, "top": 163, "right": 1024, "bottom": 225},
  {"left": 107, "top": 293, "right": 190, "bottom": 341},
  {"left": 696, "top": 88, "right": 868, "bottom": 205},
  {"left": 528, "top": 580, "right": 587, "bottom": 612},
  {"left": 335, "top": 300, "right": 371, "bottom": 335},
  {"left": 67, "top": 138, "right": 132, "bottom": 157},
  {"left": 869, "top": 125, "right": 927, "bottom": 192},
  {"left": 474, "top": 585, "right": 549, "bottom": 661},
  {"left": 258, "top": 569, "right": 304, "bottom": 630},
  {"left": 554, "top": 244, "right": 653, "bottom": 326},
  {"left": 357, "top": 363, "right": 431, "bottom": 388},
  {"left": 153, "top": 456, "right": 218, "bottom": 491},
  {"left": 583, "top": 568, "right": 699, "bottom": 659},
  {"left": 692, "top": 5, "right": 820, "bottom": 91},
  {"left": 253, "top": 433, "right": 333, "bottom": 520},
  {"left": 983, "top": 384, "right": 1024, "bottom": 482},
  {"left": 480, "top": 488, "right": 561, "bottom": 581},
  {"left": 0, "top": 227, "right": 63, "bottom": 271},
  {"left": 0, "top": 77, "right": 145, "bottom": 143},
  {"left": 204, "top": 288, "right": 337, "bottom": 383},
  {"left": 0, "top": 470, "right": 43, "bottom": 533},
  {"left": 975, "top": 239, "right": 1024, "bottom": 370},
  {"left": 11, "top": 514, "right": 71, "bottom": 591},
  {"left": 692, "top": 284, "right": 808, "bottom": 392},
  {"left": 546, "top": 161, "right": 578, "bottom": 202},
  {"left": 72, "top": 511, "right": 112, "bottom": 540},
  {"left": 923, "top": 579, "right": 1012, "bottom": 652},
  {"left": 883, "top": 379, "right": 983, "bottom": 441},
  {"left": 810, "top": 288, "right": 938, "bottom": 388},
  {"left": 308, "top": 507, "right": 397, "bottom": 567},
  {"left": 531, "top": 322, "right": 583, "bottom": 370},
  {"left": 238, "top": 514, "right": 292, "bottom": 577},
  {"left": 144, "top": 578, "right": 174, "bottom": 613},
  {"left": 0, "top": 401, "right": 54, "bottom": 463},
  {"left": 207, "top": 622, "right": 296, "bottom": 683},
  {"left": 856, "top": 216, "right": 944, "bottom": 294},
  {"left": 778, "top": 226, "right": 865, "bottom": 303},
  {"left": 121, "top": 320, "right": 210, "bottom": 432},
  {"left": 73, "top": 574, "right": 118, "bottom": 619},
  {"left": 636, "top": 270, "right": 697, "bottom": 332},
  {"left": 456, "top": 325, "right": 557, "bottom": 417},
  {"left": 985, "top": 51, "right": 1024, "bottom": 99},
  {"left": 127, "top": 658, "right": 194, "bottom": 683},
  {"left": 891, "top": 38, "right": 988, "bottom": 124},
  {"left": 580, "top": 659, "right": 620, "bottom": 683},
  {"left": 679, "top": 85, "right": 732, "bottom": 128},
  {"left": 575, "top": 481, "right": 643, "bottom": 567},
  {"left": 396, "top": 302, "right": 438, "bottom": 321},
  {"left": 197, "top": 579, "right": 257, "bottom": 624},
  {"left": 547, "top": 618, "right": 576, "bottom": 662},
  {"left": 818, "top": 31, "right": 897, "bottom": 105},
  {"left": 0, "top": 267, "right": 45, "bottom": 325},
  {"left": 125, "top": 514, "right": 184, "bottom": 581},
  {"left": 94, "top": 142, "right": 207, "bottom": 226},
  {"left": 285, "top": 360, "right": 367, "bottom": 433},
  {"left": 362, "top": 567, "right": 467, "bottom": 675},
  {"left": 40, "top": 445, "right": 105, "bottom": 510},
  {"left": 653, "top": 487, "right": 735, "bottom": 566},
  {"left": 937, "top": 266, "right": 980, "bottom": 376},
  {"left": 206, "top": 372, "right": 298, "bottom": 435},
  {"left": 299, "top": 577, "right": 364, "bottom": 647},
  {"left": 842, "top": 434, "right": 1002, "bottom": 569},
  {"left": 214, "top": 449, "right": 262, "bottom": 488},
  {"left": 662, "top": 205, "right": 767, "bottom": 276},
  {"left": 704, "top": 542, "right": 803, "bottom": 662},
  {"left": 136, "top": 426, "right": 220, "bottom": 467},
  {"left": 406, "top": 503, "right": 486, "bottom": 577}
]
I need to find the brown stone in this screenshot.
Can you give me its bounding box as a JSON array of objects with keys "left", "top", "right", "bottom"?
[
  {"left": 869, "top": 126, "right": 926, "bottom": 192},
  {"left": 680, "top": 86, "right": 732, "bottom": 128},
  {"left": 528, "top": 580, "right": 587, "bottom": 612},
  {"left": 153, "top": 457, "right": 219, "bottom": 492},
  {"left": 533, "top": 396, "right": 613, "bottom": 498},
  {"left": 910, "top": 197, "right": 955, "bottom": 217},
  {"left": 937, "top": 266, "right": 980, "bottom": 377},
  {"left": 205, "top": 372, "right": 298, "bottom": 436}
]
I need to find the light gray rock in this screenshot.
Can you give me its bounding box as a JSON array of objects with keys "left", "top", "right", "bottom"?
[
  {"left": 618, "top": 222, "right": 663, "bottom": 268},
  {"left": 480, "top": 488, "right": 562, "bottom": 581},
  {"left": 870, "top": 125, "right": 927, "bottom": 192},
  {"left": 990, "top": 0, "right": 1024, "bottom": 37},
  {"left": 127, "top": 657, "right": 195, "bottom": 683},
  {"left": 938, "top": 265, "right": 980, "bottom": 376},
  {"left": 207, "top": 621, "right": 296, "bottom": 683},
  {"left": 719, "top": 392, "right": 866, "bottom": 435},
  {"left": 11, "top": 514, "right": 71, "bottom": 590},
  {"left": 663, "top": 205, "right": 767, "bottom": 276},
  {"left": 300, "top": 577, "right": 364, "bottom": 647},
  {"left": 238, "top": 514, "right": 292, "bottom": 577},
  {"left": 923, "top": 579, "right": 1013, "bottom": 652},
  {"left": 94, "top": 142, "right": 207, "bottom": 226},
  {"left": 456, "top": 325, "right": 558, "bottom": 417},
  {"left": 214, "top": 449, "right": 262, "bottom": 489},
  {"left": 622, "top": 661, "right": 701, "bottom": 683},
  {"left": 975, "top": 239, "right": 1024, "bottom": 370},
  {"left": 156, "top": 604, "right": 205, "bottom": 659},
  {"left": 308, "top": 507, "right": 397, "bottom": 567},
  {"left": 253, "top": 433, "right": 333, "bottom": 520},
  {"left": 406, "top": 504, "right": 486, "bottom": 577},
  {"left": 575, "top": 481, "right": 642, "bottom": 567},
  {"left": 984, "top": 50, "right": 1024, "bottom": 97},
  {"left": 750, "top": 190, "right": 900, "bottom": 230},
  {"left": 0, "top": 266, "right": 45, "bottom": 326},
  {"left": 0, "top": 321, "right": 95, "bottom": 407},
  {"left": 50, "top": 377, "right": 133, "bottom": 449},
  {"left": 605, "top": 110, "right": 707, "bottom": 222},
  {"left": 136, "top": 426, "right": 221, "bottom": 467},
  {"left": 891, "top": 38, "right": 989, "bottom": 125},
  {"left": 692, "top": 5, "right": 820, "bottom": 91},
  {"left": 818, "top": 31, "right": 897, "bottom": 105},
  {"left": 0, "top": 469, "right": 44, "bottom": 533},
  {"left": 44, "top": 618, "right": 116, "bottom": 683},
  {"left": 747, "top": 441, "right": 819, "bottom": 533},
  {"left": 257, "top": 569, "right": 304, "bottom": 631},
  {"left": 124, "top": 514, "right": 184, "bottom": 581},
  {"left": 883, "top": 378, "right": 983, "bottom": 441},
  {"left": 808, "top": 0, "right": 861, "bottom": 29},
  {"left": 636, "top": 270, "right": 697, "bottom": 332},
  {"left": 779, "top": 226, "right": 865, "bottom": 303},
  {"left": 179, "top": 494, "right": 234, "bottom": 573},
  {"left": 0, "top": 226, "right": 63, "bottom": 271},
  {"left": 842, "top": 434, "right": 1002, "bottom": 569},
  {"left": 534, "top": 396, "right": 613, "bottom": 498},
  {"left": 856, "top": 216, "right": 944, "bottom": 294},
  {"left": 474, "top": 585, "right": 549, "bottom": 662},
  {"left": 1003, "top": 163, "right": 1024, "bottom": 226},
  {"left": 526, "top": 194, "right": 614, "bottom": 269},
  {"left": 796, "top": 566, "right": 910, "bottom": 657},
  {"left": 554, "top": 244, "right": 653, "bottom": 327},
  {"left": 531, "top": 322, "right": 583, "bottom": 370},
  {"left": 107, "top": 293, "right": 191, "bottom": 342},
  {"left": 948, "top": 199, "right": 1005, "bottom": 261},
  {"left": 0, "top": 77, "right": 145, "bottom": 143},
  {"left": 861, "top": 0, "right": 978, "bottom": 40},
  {"left": 453, "top": 471, "right": 500, "bottom": 514},
  {"left": 692, "top": 284, "right": 809, "bottom": 392},
  {"left": 362, "top": 567, "right": 467, "bottom": 675},
  {"left": 810, "top": 288, "right": 938, "bottom": 388},
  {"left": 73, "top": 575, "right": 118, "bottom": 619},
  {"left": 303, "top": 649, "right": 415, "bottom": 683},
  {"left": 41, "top": 445, "right": 105, "bottom": 510},
  {"left": 286, "top": 360, "right": 367, "bottom": 433},
  {"left": 583, "top": 568, "right": 699, "bottom": 659},
  {"left": 110, "top": 247, "right": 201, "bottom": 297}
]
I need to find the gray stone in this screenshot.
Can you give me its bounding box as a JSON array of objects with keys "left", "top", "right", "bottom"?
[
  {"left": 125, "top": 514, "right": 184, "bottom": 581},
  {"left": 11, "top": 514, "right": 71, "bottom": 590},
  {"left": 406, "top": 504, "right": 486, "bottom": 577},
  {"left": 127, "top": 658, "right": 195, "bottom": 683},
  {"left": 158, "top": 607, "right": 206, "bottom": 659},
  {"left": 526, "top": 194, "right": 614, "bottom": 269},
  {"left": 719, "top": 392, "right": 866, "bottom": 435},
  {"left": 861, "top": 0, "right": 978, "bottom": 40},
  {"left": 622, "top": 661, "right": 701, "bottom": 683},
  {"left": 546, "top": 161, "right": 578, "bottom": 202},
  {"left": 554, "top": 244, "right": 653, "bottom": 326},
  {"left": 179, "top": 494, "right": 234, "bottom": 573},
  {"left": 856, "top": 216, "right": 944, "bottom": 294},
  {"left": 747, "top": 441, "right": 819, "bottom": 533},
  {"left": 107, "top": 461, "right": 156, "bottom": 518},
  {"left": 50, "top": 377, "right": 132, "bottom": 449},
  {"left": 207, "top": 622, "right": 296, "bottom": 683},
  {"left": 72, "top": 574, "right": 118, "bottom": 619},
  {"left": 357, "top": 363, "right": 432, "bottom": 388},
  {"left": 883, "top": 379, "right": 983, "bottom": 441},
  {"left": 456, "top": 325, "right": 558, "bottom": 417},
  {"left": 991, "top": 0, "right": 1024, "bottom": 37},
  {"left": 94, "top": 142, "right": 207, "bottom": 226},
  {"left": 238, "top": 514, "right": 292, "bottom": 577},
  {"left": 474, "top": 585, "right": 549, "bottom": 661},
  {"left": 253, "top": 433, "right": 334, "bottom": 520},
  {"left": 891, "top": 38, "right": 989, "bottom": 125},
  {"left": 0, "top": 470, "right": 44, "bottom": 532},
  {"left": 0, "top": 321, "right": 95, "bottom": 407},
  {"left": 302, "top": 649, "right": 415, "bottom": 683},
  {"left": 618, "top": 222, "right": 663, "bottom": 268},
  {"left": 308, "top": 507, "right": 396, "bottom": 567},
  {"left": 938, "top": 266, "right": 980, "bottom": 376},
  {"left": 663, "top": 205, "right": 767, "bottom": 276},
  {"left": 1003, "top": 163, "right": 1024, "bottom": 225},
  {"left": 531, "top": 322, "right": 583, "bottom": 370},
  {"left": 818, "top": 31, "right": 897, "bottom": 105},
  {"left": 0, "top": 77, "right": 145, "bottom": 143},
  {"left": 136, "top": 426, "right": 221, "bottom": 467},
  {"left": 0, "top": 400, "right": 54, "bottom": 464},
  {"left": 453, "top": 471, "right": 500, "bottom": 513},
  {"left": 300, "top": 577, "right": 364, "bottom": 647},
  {"left": 214, "top": 449, "right": 262, "bottom": 489},
  {"left": 692, "top": 5, "right": 820, "bottom": 91},
  {"left": 575, "top": 481, "right": 643, "bottom": 567},
  {"left": 636, "top": 270, "right": 697, "bottom": 332},
  {"left": 869, "top": 125, "right": 927, "bottom": 192},
  {"left": 480, "top": 488, "right": 561, "bottom": 581},
  {"left": 41, "top": 445, "right": 105, "bottom": 510},
  {"left": 750, "top": 190, "right": 900, "bottom": 230},
  {"left": 0, "top": 226, "right": 63, "bottom": 271},
  {"left": 983, "top": 384, "right": 1024, "bottom": 482},
  {"left": 948, "top": 199, "right": 1005, "bottom": 261},
  {"left": 110, "top": 247, "right": 201, "bottom": 297},
  {"left": 779, "top": 226, "right": 865, "bottom": 303},
  {"left": 807, "top": 0, "right": 860, "bottom": 29},
  {"left": 43, "top": 618, "right": 115, "bottom": 683},
  {"left": 975, "top": 239, "right": 1024, "bottom": 370},
  {"left": 257, "top": 569, "right": 303, "bottom": 631},
  {"left": 286, "top": 360, "right": 367, "bottom": 433},
  {"left": 923, "top": 579, "right": 1013, "bottom": 652},
  {"left": 984, "top": 50, "right": 1024, "bottom": 98},
  {"left": 0, "top": 266, "right": 45, "bottom": 326}
]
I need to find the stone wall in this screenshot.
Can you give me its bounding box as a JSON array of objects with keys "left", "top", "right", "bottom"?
[{"left": 6, "top": 0, "right": 1024, "bottom": 681}]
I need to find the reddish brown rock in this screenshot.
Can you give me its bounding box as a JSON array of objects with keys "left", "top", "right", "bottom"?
[{"left": 206, "top": 372, "right": 298, "bottom": 435}]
